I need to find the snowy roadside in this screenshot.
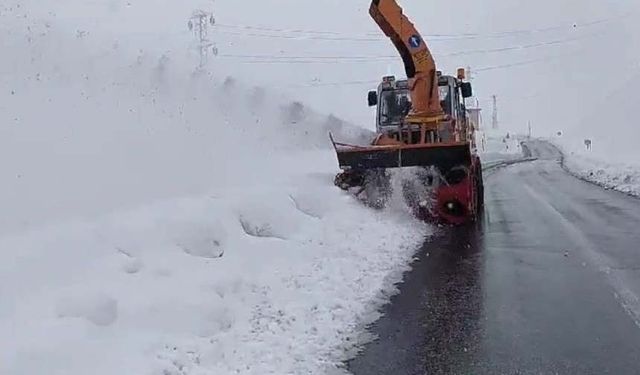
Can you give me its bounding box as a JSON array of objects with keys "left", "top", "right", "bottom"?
[
  {"left": 550, "top": 141, "right": 640, "bottom": 198},
  {"left": 0, "top": 8, "right": 428, "bottom": 375},
  {"left": 1, "top": 162, "right": 426, "bottom": 375}
]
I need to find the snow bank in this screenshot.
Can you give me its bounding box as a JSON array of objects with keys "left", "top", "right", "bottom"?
[
  {"left": 1, "top": 178, "right": 426, "bottom": 375},
  {"left": 550, "top": 70, "right": 640, "bottom": 198},
  {"left": 551, "top": 140, "right": 640, "bottom": 197},
  {"left": 0, "top": 5, "right": 427, "bottom": 375}
]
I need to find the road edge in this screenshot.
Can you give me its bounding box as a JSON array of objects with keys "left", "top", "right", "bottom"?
[
  {"left": 482, "top": 142, "right": 537, "bottom": 174},
  {"left": 544, "top": 141, "right": 640, "bottom": 200}
]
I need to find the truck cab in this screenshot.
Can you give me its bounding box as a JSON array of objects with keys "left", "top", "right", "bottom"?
[{"left": 367, "top": 74, "right": 472, "bottom": 134}]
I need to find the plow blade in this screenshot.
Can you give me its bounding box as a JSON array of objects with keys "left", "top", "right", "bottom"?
[{"left": 331, "top": 136, "right": 471, "bottom": 171}]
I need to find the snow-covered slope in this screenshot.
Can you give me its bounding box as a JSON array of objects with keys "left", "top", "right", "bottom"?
[
  {"left": 0, "top": 7, "right": 374, "bottom": 234},
  {"left": 561, "top": 153, "right": 640, "bottom": 197},
  {"left": 552, "top": 137, "right": 640, "bottom": 198},
  {"left": 550, "top": 69, "right": 640, "bottom": 198},
  {"left": 0, "top": 4, "right": 427, "bottom": 375}
]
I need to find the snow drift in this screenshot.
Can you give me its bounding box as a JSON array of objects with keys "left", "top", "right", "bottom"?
[
  {"left": 0, "top": 5, "right": 427, "bottom": 375},
  {"left": 552, "top": 71, "right": 640, "bottom": 198},
  {"left": 554, "top": 143, "right": 640, "bottom": 198}
]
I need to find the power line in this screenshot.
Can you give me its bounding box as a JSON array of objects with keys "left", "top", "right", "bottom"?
[
  {"left": 476, "top": 92, "right": 545, "bottom": 104},
  {"left": 290, "top": 79, "right": 380, "bottom": 88},
  {"left": 474, "top": 53, "right": 573, "bottom": 72},
  {"left": 216, "top": 30, "right": 606, "bottom": 66},
  {"left": 214, "top": 11, "right": 632, "bottom": 43},
  {"left": 218, "top": 54, "right": 395, "bottom": 62},
  {"left": 218, "top": 57, "right": 394, "bottom": 64},
  {"left": 215, "top": 29, "right": 383, "bottom": 42},
  {"left": 443, "top": 32, "right": 599, "bottom": 57},
  {"left": 218, "top": 53, "right": 392, "bottom": 60},
  {"left": 429, "top": 11, "right": 633, "bottom": 41},
  {"left": 284, "top": 47, "right": 588, "bottom": 89},
  {"left": 215, "top": 23, "right": 358, "bottom": 36}
]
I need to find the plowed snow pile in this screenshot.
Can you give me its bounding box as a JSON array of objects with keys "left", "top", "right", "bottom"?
[{"left": 0, "top": 5, "right": 426, "bottom": 375}]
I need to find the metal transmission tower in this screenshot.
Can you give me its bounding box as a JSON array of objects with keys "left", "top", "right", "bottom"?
[
  {"left": 492, "top": 95, "right": 499, "bottom": 130},
  {"left": 188, "top": 10, "right": 218, "bottom": 70}
]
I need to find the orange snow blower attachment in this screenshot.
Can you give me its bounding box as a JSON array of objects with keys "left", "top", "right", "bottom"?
[
  {"left": 331, "top": 134, "right": 472, "bottom": 172},
  {"left": 331, "top": 0, "right": 483, "bottom": 224}
]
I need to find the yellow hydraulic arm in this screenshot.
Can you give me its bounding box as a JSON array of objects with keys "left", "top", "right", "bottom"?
[{"left": 369, "top": 0, "right": 443, "bottom": 120}]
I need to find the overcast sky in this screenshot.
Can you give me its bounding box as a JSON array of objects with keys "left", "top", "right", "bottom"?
[
  {"left": 206, "top": 0, "right": 639, "bottom": 138},
  {"left": 12, "top": 0, "right": 640, "bottom": 140}
]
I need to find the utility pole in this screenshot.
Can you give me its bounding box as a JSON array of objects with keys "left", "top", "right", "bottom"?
[
  {"left": 528, "top": 121, "right": 532, "bottom": 138},
  {"left": 188, "top": 10, "right": 218, "bottom": 70},
  {"left": 492, "top": 95, "right": 499, "bottom": 130}
]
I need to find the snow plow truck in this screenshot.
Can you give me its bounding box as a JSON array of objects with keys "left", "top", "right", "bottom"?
[{"left": 331, "top": 0, "right": 483, "bottom": 225}]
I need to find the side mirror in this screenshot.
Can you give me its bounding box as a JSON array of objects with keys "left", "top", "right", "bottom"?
[
  {"left": 368, "top": 91, "right": 378, "bottom": 107},
  {"left": 461, "top": 82, "right": 473, "bottom": 98}
]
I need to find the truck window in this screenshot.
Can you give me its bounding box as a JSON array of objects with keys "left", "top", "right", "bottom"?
[
  {"left": 380, "top": 90, "right": 412, "bottom": 127},
  {"left": 438, "top": 85, "right": 452, "bottom": 115}
]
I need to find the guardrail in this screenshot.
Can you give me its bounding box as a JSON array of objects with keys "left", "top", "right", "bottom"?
[{"left": 482, "top": 157, "right": 538, "bottom": 173}]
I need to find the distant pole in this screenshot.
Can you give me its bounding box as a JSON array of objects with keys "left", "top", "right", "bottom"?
[
  {"left": 492, "top": 95, "right": 499, "bottom": 130},
  {"left": 528, "top": 121, "right": 532, "bottom": 138}
]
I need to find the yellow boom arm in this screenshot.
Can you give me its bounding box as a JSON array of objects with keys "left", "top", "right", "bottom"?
[{"left": 369, "top": 0, "right": 443, "bottom": 118}]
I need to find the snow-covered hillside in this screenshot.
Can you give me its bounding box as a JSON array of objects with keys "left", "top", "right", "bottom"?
[
  {"left": 562, "top": 153, "right": 640, "bottom": 197},
  {"left": 550, "top": 70, "right": 640, "bottom": 198},
  {"left": 0, "top": 2, "right": 378, "bottom": 235},
  {"left": 552, "top": 137, "right": 640, "bottom": 198},
  {"left": 0, "top": 3, "right": 428, "bottom": 374}
]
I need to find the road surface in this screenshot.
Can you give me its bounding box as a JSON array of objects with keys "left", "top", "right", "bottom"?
[{"left": 348, "top": 141, "right": 640, "bottom": 375}]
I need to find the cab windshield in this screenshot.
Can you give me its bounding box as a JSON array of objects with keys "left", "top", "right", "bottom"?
[
  {"left": 379, "top": 84, "right": 453, "bottom": 127},
  {"left": 380, "top": 89, "right": 411, "bottom": 127}
]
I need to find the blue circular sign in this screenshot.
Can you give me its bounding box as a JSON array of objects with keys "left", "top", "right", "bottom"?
[{"left": 408, "top": 35, "right": 422, "bottom": 48}]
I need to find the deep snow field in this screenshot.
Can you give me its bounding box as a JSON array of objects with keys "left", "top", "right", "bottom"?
[{"left": 0, "top": 3, "right": 432, "bottom": 374}]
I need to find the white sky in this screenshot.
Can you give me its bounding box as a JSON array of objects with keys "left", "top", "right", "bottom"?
[
  {"left": 203, "top": 0, "right": 639, "bottom": 138},
  {"left": 5, "top": 0, "right": 640, "bottom": 148}
]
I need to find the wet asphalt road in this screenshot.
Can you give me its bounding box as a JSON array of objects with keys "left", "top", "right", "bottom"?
[{"left": 348, "top": 141, "right": 640, "bottom": 375}]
